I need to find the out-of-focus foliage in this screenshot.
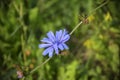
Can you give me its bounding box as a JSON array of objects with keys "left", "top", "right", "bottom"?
[{"left": 0, "top": 0, "right": 119, "bottom": 80}]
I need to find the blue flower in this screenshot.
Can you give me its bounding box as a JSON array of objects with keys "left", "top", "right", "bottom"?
[{"left": 39, "top": 29, "right": 70, "bottom": 57}]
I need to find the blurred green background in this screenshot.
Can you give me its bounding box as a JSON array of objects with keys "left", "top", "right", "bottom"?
[{"left": 0, "top": 0, "right": 120, "bottom": 80}]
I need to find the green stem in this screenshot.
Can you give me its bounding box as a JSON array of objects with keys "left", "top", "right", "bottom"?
[
  {"left": 69, "top": 0, "right": 109, "bottom": 35},
  {"left": 69, "top": 21, "right": 83, "bottom": 35},
  {"left": 29, "top": 57, "right": 51, "bottom": 74},
  {"left": 21, "top": 58, "right": 51, "bottom": 80},
  {"left": 88, "top": 0, "right": 109, "bottom": 16}
]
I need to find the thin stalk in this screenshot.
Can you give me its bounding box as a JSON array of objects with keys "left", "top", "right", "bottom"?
[
  {"left": 14, "top": 2, "right": 27, "bottom": 65},
  {"left": 29, "top": 58, "right": 51, "bottom": 74},
  {"left": 88, "top": 0, "right": 109, "bottom": 16},
  {"left": 69, "top": 21, "right": 83, "bottom": 35},
  {"left": 69, "top": 0, "right": 109, "bottom": 35},
  {"left": 20, "top": 3, "right": 27, "bottom": 65}
]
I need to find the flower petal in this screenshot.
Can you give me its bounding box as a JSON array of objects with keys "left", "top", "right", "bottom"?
[
  {"left": 62, "top": 43, "right": 69, "bottom": 49},
  {"left": 53, "top": 43, "right": 59, "bottom": 54},
  {"left": 47, "top": 31, "right": 55, "bottom": 42},
  {"left": 56, "top": 30, "right": 62, "bottom": 40},
  {"left": 41, "top": 38, "right": 52, "bottom": 44},
  {"left": 48, "top": 48, "right": 54, "bottom": 57},
  {"left": 62, "top": 34, "right": 70, "bottom": 42},
  {"left": 58, "top": 44, "right": 64, "bottom": 50},
  {"left": 39, "top": 44, "right": 52, "bottom": 48},
  {"left": 43, "top": 47, "right": 53, "bottom": 56},
  {"left": 60, "top": 29, "right": 68, "bottom": 42}
]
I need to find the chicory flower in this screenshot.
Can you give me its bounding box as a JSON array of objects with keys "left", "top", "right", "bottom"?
[{"left": 39, "top": 29, "right": 70, "bottom": 57}]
